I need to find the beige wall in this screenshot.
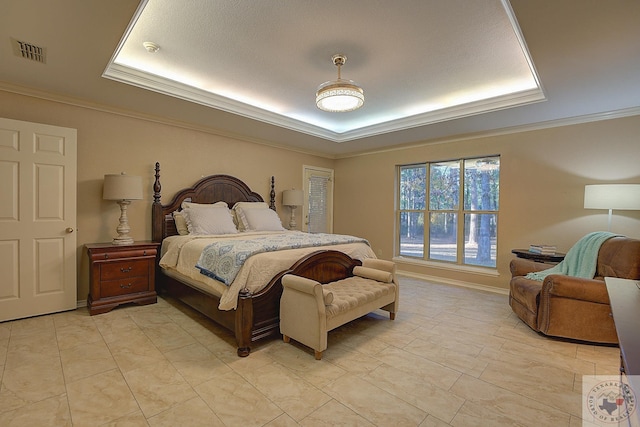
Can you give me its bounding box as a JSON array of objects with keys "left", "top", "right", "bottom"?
[
  {"left": 0, "top": 90, "right": 334, "bottom": 302},
  {"left": 2, "top": 89, "right": 640, "bottom": 300},
  {"left": 334, "top": 115, "right": 640, "bottom": 291}
]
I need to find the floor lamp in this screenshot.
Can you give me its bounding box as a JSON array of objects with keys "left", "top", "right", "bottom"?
[{"left": 584, "top": 184, "right": 640, "bottom": 231}]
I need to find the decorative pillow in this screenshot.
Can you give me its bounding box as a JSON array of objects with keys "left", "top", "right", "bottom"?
[
  {"left": 232, "top": 202, "right": 269, "bottom": 231},
  {"left": 182, "top": 206, "right": 238, "bottom": 235},
  {"left": 182, "top": 201, "right": 234, "bottom": 225},
  {"left": 322, "top": 289, "right": 334, "bottom": 306},
  {"left": 173, "top": 211, "right": 189, "bottom": 235},
  {"left": 241, "top": 207, "right": 285, "bottom": 231},
  {"left": 353, "top": 266, "right": 393, "bottom": 283}
]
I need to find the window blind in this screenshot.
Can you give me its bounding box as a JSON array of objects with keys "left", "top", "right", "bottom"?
[{"left": 308, "top": 174, "right": 330, "bottom": 233}]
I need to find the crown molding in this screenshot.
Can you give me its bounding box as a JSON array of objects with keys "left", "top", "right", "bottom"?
[
  {"left": 2, "top": 80, "right": 638, "bottom": 161},
  {"left": 0, "top": 80, "right": 338, "bottom": 160},
  {"left": 336, "top": 106, "right": 640, "bottom": 159}
]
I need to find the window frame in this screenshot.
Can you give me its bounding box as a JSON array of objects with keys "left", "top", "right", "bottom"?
[{"left": 396, "top": 155, "right": 500, "bottom": 268}]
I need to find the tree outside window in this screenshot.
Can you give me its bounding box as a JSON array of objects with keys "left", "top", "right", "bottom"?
[{"left": 398, "top": 156, "right": 499, "bottom": 268}]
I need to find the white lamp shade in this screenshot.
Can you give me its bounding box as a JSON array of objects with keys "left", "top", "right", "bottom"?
[
  {"left": 584, "top": 184, "right": 640, "bottom": 210},
  {"left": 282, "top": 189, "right": 303, "bottom": 206},
  {"left": 103, "top": 173, "right": 143, "bottom": 201}
]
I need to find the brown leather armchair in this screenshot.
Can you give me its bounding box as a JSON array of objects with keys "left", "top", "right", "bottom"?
[{"left": 509, "top": 236, "right": 640, "bottom": 344}]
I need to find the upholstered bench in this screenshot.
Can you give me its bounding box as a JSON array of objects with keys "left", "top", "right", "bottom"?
[{"left": 280, "top": 259, "right": 399, "bottom": 360}]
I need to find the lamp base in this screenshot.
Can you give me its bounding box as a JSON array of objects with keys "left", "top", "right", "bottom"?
[
  {"left": 112, "top": 200, "right": 135, "bottom": 245},
  {"left": 288, "top": 206, "right": 297, "bottom": 230},
  {"left": 112, "top": 236, "right": 135, "bottom": 245}
]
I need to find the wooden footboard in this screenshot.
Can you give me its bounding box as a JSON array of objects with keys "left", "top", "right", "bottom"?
[{"left": 159, "top": 250, "right": 362, "bottom": 356}]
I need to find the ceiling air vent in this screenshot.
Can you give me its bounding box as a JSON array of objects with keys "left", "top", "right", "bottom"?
[{"left": 11, "top": 37, "right": 46, "bottom": 63}]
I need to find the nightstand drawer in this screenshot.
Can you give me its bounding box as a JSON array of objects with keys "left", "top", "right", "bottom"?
[
  {"left": 100, "top": 259, "right": 150, "bottom": 281},
  {"left": 89, "top": 248, "right": 157, "bottom": 261},
  {"left": 100, "top": 276, "right": 150, "bottom": 298}
]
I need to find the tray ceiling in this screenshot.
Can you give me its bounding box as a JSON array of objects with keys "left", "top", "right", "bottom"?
[{"left": 103, "top": 0, "right": 544, "bottom": 143}]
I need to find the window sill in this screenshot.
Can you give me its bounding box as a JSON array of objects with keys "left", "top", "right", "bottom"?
[{"left": 392, "top": 256, "right": 499, "bottom": 277}]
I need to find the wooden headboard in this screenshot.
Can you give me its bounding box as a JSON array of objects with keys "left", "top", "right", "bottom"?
[{"left": 152, "top": 162, "right": 276, "bottom": 243}]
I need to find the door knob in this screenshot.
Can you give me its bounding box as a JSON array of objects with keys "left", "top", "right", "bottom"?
[{"left": 66, "top": 227, "right": 74, "bottom": 233}]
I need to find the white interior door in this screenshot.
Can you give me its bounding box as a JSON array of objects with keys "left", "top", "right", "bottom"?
[
  {"left": 302, "top": 166, "right": 333, "bottom": 233},
  {"left": 0, "top": 117, "right": 77, "bottom": 322}
]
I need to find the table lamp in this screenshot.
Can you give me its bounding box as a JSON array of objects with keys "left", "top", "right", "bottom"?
[
  {"left": 103, "top": 173, "right": 143, "bottom": 245},
  {"left": 282, "top": 189, "right": 303, "bottom": 230}
]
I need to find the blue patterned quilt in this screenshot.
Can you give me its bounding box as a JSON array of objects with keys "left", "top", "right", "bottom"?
[{"left": 195, "top": 232, "right": 369, "bottom": 285}]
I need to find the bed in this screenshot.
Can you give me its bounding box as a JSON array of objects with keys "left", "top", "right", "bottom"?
[{"left": 151, "top": 162, "right": 375, "bottom": 356}]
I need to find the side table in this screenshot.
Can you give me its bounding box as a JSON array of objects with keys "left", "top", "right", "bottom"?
[
  {"left": 86, "top": 241, "right": 160, "bottom": 315},
  {"left": 604, "top": 277, "right": 640, "bottom": 426},
  {"left": 511, "top": 249, "right": 565, "bottom": 264}
]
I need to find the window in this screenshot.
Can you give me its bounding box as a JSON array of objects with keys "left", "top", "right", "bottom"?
[{"left": 398, "top": 156, "right": 499, "bottom": 268}]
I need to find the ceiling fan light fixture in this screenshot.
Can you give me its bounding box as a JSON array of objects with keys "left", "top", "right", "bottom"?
[{"left": 316, "top": 54, "right": 364, "bottom": 112}]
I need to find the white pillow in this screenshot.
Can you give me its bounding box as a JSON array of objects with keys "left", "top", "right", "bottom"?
[
  {"left": 241, "top": 208, "right": 285, "bottom": 231},
  {"left": 182, "top": 200, "right": 228, "bottom": 210},
  {"left": 233, "top": 201, "right": 268, "bottom": 209},
  {"left": 232, "top": 202, "right": 269, "bottom": 231},
  {"left": 173, "top": 211, "right": 189, "bottom": 235},
  {"left": 182, "top": 201, "right": 234, "bottom": 224},
  {"left": 182, "top": 206, "right": 238, "bottom": 235}
]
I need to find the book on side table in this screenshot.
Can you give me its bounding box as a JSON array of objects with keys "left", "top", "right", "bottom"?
[{"left": 528, "top": 244, "right": 557, "bottom": 255}]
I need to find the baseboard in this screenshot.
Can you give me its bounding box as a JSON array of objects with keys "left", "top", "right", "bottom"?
[{"left": 396, "top": 269, "right": 509, "bottom": 295}]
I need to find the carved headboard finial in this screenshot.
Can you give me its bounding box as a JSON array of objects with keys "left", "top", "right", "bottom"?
[
  {"left": 269, "top": 176, "right": 276, "bottom": 211},
  {"left": 153, "top": 162, "right": 161, "bottom": 204}
]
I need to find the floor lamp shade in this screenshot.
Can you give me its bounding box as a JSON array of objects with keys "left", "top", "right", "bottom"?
[
  {"left": 103, "top": 173, "right": 143, "bottom": 245},
  {"left": 584, "top": 184, "right": 640, "bottom": 231},
  {"left": 282, "top": 189, "right": 303, "bottom": 230}
]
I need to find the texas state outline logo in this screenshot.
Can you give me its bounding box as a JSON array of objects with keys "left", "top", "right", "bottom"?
[{"left": 583, "top": 376, "right": 637, "bottom": 426}]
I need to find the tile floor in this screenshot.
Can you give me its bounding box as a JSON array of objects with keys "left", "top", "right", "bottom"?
[{"left": 0, "top": 277, "right": 620, "bottom": 426}]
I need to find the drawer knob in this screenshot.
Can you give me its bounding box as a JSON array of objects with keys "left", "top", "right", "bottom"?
[
  {"left": 120, "top": 267, "right": 132, "bottom": 273},
  {"left": 120, "top": 283, "right": 132, "bottom": 289}
]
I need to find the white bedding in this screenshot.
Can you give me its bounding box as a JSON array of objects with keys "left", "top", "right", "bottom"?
[{"left": 159, "top": 231, "right": 376, "bottom": 310}]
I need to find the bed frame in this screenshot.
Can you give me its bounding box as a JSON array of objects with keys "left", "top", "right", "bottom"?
[{"left": 151, "top": 162, "right": 362, "bottom": 356}]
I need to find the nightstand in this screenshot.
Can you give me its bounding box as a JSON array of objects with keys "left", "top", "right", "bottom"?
[{"left": 86, "top": 241, "right": 160, "bottom": 315}]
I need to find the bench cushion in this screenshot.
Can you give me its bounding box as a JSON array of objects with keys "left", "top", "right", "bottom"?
[{"left": 323, "top": 276, "right": 396, "bottom": 319}]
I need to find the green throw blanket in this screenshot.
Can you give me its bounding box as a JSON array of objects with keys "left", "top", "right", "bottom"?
[{"left": 525, "top": 231, "right": 620, "bottom": 282}]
